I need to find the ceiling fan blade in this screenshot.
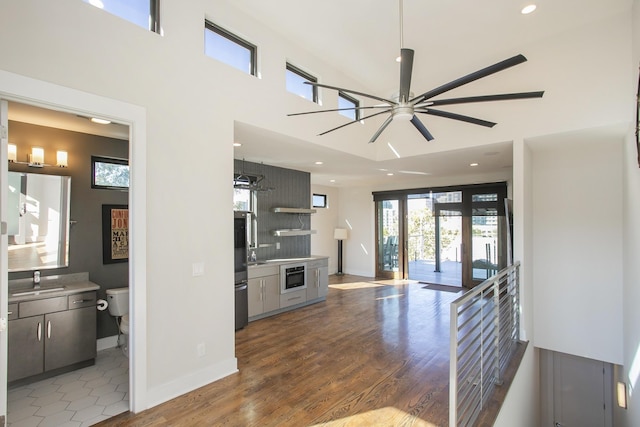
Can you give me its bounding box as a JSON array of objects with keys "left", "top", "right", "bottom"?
[
  {"left": 369, "top": 115, "right": 394, "bottom": 143},
  {"left": 318, "top": 109, "right": 392, "bottom": 136},
  {"left": 305, "top": 82, "right": 396, "bottom": 104},
  {"left": 425, "top": 91, "right": 544, "bottom": 107},
  {"left": 418, "top": 108, "right": 497, "bottom": 128},
  {"left": 288, "top": 105, "right": 391, "bottom": 117},
  {"left": 410, "top": 116, "right": 434, "bottom": 141},
  {"left": 410, "top": 54, "right": 528, "bottom": 104},
  {"left": 399, "top": 48, "right": 414, "bottom": 103}
]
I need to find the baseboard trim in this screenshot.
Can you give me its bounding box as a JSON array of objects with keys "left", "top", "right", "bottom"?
[
  {"left": 146, "top": 357, "right": 238, "bottom": 409},
  {"left": 97, "top": 335, "right": 119, "bottom": 351}
]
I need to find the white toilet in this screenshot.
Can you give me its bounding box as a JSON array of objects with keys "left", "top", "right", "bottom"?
[{"left": 106, "top": 287, "right": 129, "bottom": 356}]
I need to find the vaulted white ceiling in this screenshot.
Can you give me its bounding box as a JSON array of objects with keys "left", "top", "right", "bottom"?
[
  {"left": 231, "top": 0, "right": 633, "bottom": 187},
  {"left": 9, "top": 0, "right": 632, "bottom": 188}
]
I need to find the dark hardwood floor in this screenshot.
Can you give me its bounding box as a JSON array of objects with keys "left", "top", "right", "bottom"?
[{"left": 98, "top": 275, "right": 468, "bottom": 426}]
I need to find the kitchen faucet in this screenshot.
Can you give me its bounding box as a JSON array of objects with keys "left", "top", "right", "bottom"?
[{"left": 33, "top": 270, "right": 41, "bottom": 289}]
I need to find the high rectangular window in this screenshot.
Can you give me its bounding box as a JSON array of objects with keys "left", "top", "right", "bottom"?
[
  {"left": 83, "top": 0, "right": 159, "bottom": 32},
  {"left": 205, "top": 21, "right": 257, "bottom": 76},
  {"left": 92, "top": 156, "right": 130, "bottom": 190},
  {"left": 286, "top": 63, "right": 318, "bottom": 103},
  {"left": 312, "top": 194, "right": 327, "bottom": 208},
  {"left": 338, "top": 92, "right": 359, "bottom": 120}
]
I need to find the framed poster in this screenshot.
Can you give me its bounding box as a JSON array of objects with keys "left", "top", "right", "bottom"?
[{"left": 102, "top": 204, "right": 129, "bottom": 264}]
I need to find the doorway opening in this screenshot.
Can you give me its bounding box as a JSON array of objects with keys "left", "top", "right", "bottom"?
[
  {"left": 407, "top": 192, "right": 463, "bottom": 286},
  {"left": 0, "top": 71, "right": 147, "bottom": 422},
  {"left": 5, "top": 101, "right": 132, "bottom": 426}
]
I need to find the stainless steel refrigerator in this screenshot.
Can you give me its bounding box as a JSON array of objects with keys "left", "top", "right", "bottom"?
[{"left": 234, "top": 212, "right": 248, "bottom": 330}]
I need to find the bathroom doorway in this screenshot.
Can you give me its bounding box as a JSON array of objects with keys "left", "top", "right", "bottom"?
[{"left": 0, "top": 71, "right": 148, "bottom": 422}]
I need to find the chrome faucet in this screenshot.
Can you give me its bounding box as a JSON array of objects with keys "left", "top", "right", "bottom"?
[{"left": 33, "top": 270, "right": 41, "bottom": 289}]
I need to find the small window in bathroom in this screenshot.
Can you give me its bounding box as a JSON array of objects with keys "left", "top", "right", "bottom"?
[{"left": 92, "top": 156, "right": 130, "bottom": 190}]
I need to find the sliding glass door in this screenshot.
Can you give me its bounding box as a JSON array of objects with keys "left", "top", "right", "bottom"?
[
  {"left": 374, "top": 183, "right": 507, "bottom": 288},
  {"left": 376, "top": 199, "right": 403, "bottom": 279}
]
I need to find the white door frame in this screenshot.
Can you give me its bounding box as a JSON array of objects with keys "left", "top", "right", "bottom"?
[{"left": 0, "top": 69, "right": 148, "bottom": 415}]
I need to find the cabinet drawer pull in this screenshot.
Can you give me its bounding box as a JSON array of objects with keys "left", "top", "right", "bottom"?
[
  {"left": 8, "top": 311, "right": 12, "bottom": 315},
  {"left": 47, "top": 320, "right": 51, "bottom": 339},
  {"left": 37, "top": 322, "right": 42, "bottom": 341},
  {"left": 73, "top": 299, "right": 93, "bottom": 304},
  {"left": 288, "top": 296, "right": 302, "bottom": 301}
]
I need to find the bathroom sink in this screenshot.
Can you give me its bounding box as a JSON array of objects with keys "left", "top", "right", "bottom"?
[
  {"left": 12, "top": 287, "right": 65, "bottom": 297},
  {"left": 248, "top": 261, "right": 267, "bottom": 266}
]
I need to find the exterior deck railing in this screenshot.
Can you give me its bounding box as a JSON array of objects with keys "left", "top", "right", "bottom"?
[{"left": 449, "top": 262, "right": 521, "bottom": 426}]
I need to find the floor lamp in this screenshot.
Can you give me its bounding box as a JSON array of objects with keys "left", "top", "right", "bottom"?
[{"left": 334, "top": 228, "right": 348, "bottom": 276}]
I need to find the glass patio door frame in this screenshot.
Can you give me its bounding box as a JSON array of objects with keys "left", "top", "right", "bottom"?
[
  {"left": 373, "top": 183, "right": 507, "bottom": 287},
  {"left": 375, "top": 197, "right": 407, "bottom": 279}
]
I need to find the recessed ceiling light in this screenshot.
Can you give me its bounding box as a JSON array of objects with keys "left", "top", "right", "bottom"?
[
  {"left": 470, "top": 163, "right": 479, "bottom": 167},
  {"left": 91, "top": 117, "right": 111, "bottom": 125},
  {"left": 315, "top": 161, "right": 323, "bottom": 165},
  {"left": 387, "top": 173, "right": 394, "bottom": 176},
  {"left": 330, "top": 179, "right": 336, "bottom": 183},
  {"left": 521, "top": 4, "right": 536, "bottom": 14},
  {"left": 88, "top": 0, "right": 105, "bottom": 8},
  {"left": 233, "top": 142, "right": 242, "bottom": 147}
]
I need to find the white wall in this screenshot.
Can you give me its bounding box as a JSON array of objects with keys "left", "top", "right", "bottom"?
[
  {"left": 494, "top": 138, "right": 539, "bottom": 426},
  {"left": 621, "top": 2, "right": 640, "bottom": 425},
  {"left": 531, "top": 134, "right": 624, "bottom": 365},
  {"left": 310, "top": 184, "right": 339, "bottom": 273}
]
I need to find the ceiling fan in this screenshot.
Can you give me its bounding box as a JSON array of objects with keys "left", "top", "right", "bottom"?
[
  {"left": 289, "top": 51, "right": 544, "bottom": 143},
  {"left": 288, "top": 2, "right": 544, "bottom": 143}
]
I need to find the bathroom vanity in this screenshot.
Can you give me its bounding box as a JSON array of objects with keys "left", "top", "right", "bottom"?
[{"left": 8, "top": 273, "right": 99, "bottom": 385}]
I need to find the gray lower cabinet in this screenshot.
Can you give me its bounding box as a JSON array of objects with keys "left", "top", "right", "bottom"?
[
  {"left": 248, "top": 265, "right": 280, "bottom": 318},
  {"left": 8, "top": 291, "right": 97, "bottom": 383},
  {"left": 306, "top": 259, "right": 329, "bottom": 300},
  {"left": 8, "top": 315, "right": 44, "bottom": 381}
]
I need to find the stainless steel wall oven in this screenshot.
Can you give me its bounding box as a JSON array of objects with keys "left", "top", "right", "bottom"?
[{"left": 280, "top": 263, "right": 306, "bottom": 294}]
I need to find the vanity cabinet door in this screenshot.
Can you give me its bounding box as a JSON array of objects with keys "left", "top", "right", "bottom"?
[
  {"left": 45, "top": 306, "right": 97, "bottom": 372},
  {"left": 8, "top": 316, "right": 44, "bottom": 382}
]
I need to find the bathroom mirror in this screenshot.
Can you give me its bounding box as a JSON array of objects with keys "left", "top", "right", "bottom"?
[{"left": 7, "top": 171, "right": 71, "bottom": 272}]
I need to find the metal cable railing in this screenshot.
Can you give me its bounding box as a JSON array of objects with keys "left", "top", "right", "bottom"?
[{"left": 449, "top": 262, "right": 521, "bottom": 426}]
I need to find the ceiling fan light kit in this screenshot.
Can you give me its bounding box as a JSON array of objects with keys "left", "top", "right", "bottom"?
[{"left": 288, "top": 1, "right": 544, "bottom": 143}]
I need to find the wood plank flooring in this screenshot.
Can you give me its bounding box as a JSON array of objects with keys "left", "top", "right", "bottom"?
[{"left": 97, "top": 275, "right": 468, "bottom": 426}]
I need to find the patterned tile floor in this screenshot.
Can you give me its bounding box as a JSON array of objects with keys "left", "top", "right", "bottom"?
[{"left": 7, "top": 347, "right": 129, "bottom": 427}]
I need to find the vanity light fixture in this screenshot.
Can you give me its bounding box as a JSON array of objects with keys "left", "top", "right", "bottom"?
[
  {"left": 29, "top": 147, "right": 45, "bottom": 167},
  {"left": 56, "top": 150, "right": 68, "bottom": 168},
  {"left": 7, "top": 143, "right": 17, "bottom": 162},
  {"left": 7, "top": 145, "right": 70, "bottom": 168}
]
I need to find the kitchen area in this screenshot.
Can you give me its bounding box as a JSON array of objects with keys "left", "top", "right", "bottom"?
[{"left": 233, "top": 159, "right": 330, "bottom": 330}]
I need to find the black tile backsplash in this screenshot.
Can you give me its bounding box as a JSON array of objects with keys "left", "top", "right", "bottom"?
[{"left": 234, "top": 160, "right": 311, "bottom": 260}]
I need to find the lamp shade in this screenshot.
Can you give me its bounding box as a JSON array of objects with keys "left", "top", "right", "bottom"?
[
  {"left": 334, "top": 228, "right": 348, "bottom": 240},
  {"left": 8, "top": 143, "right": 17, "bottom": 162},
  {"left": 31, "top": 147, "right": 44, "bottom": 164},
  {"left": 56, "top": 150, "right": 68, "bottom": 167}
]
